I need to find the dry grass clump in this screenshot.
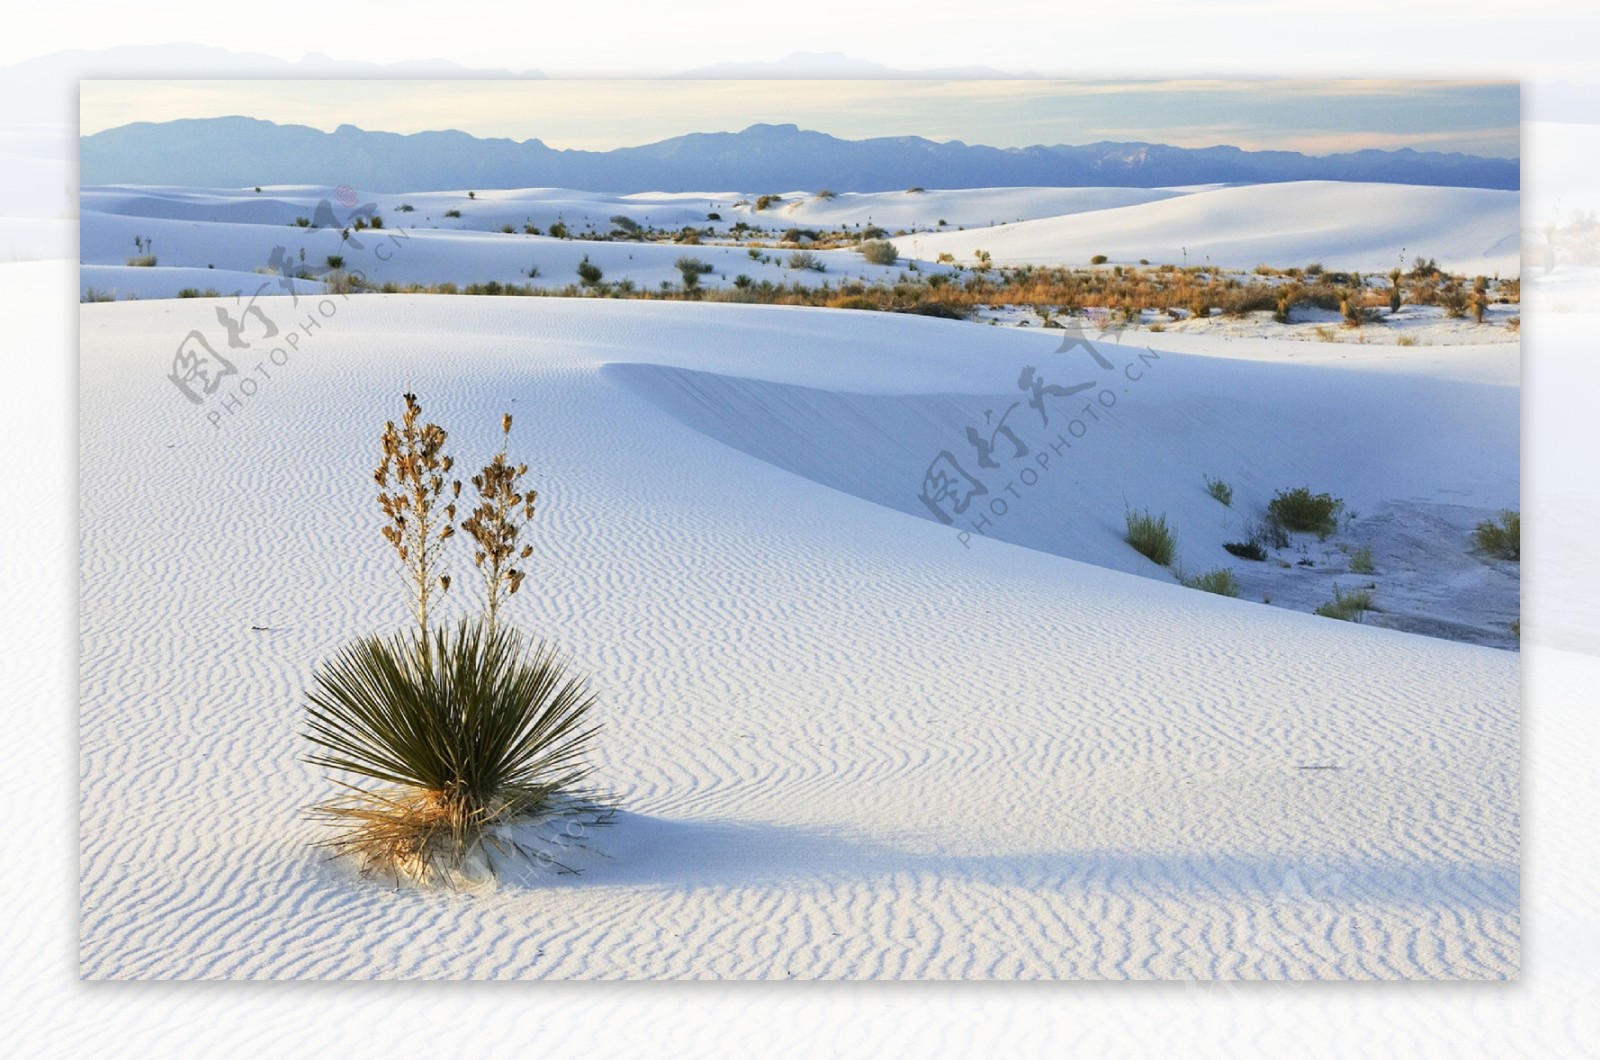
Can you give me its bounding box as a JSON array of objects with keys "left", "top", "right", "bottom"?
[{"left": 1125, "top": 508, "right": 1177, "bottom": 567}]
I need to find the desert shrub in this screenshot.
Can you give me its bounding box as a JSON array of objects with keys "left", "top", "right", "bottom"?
[
  {"left": 326, "top": 254, "right": 345, "bottom": 270},
  {"left": 303, "top": 619, "right": 600, "bottom": 882},
  {"left": 754, "top": 194, "right": 783, "bottom": 211},
  {"left": 500, "top": 224, "right": 515, "bottom": 234},
  {"left": 1396, "top": 335, "right": 1419, "bottom": 346},
  {"left": 610, "top": 215, "right": 643, "bottom": 237},
  {"left": 1125, "top": 508, "right": 1177, "bottom": 566},
  {"left": 1472, "top": 510, "right": 1520, "bottom": 560},
  {"left": 467, "top": 191, "right": 476, "bottom": 199},
  {"left": 82, "top": 287, "right": 115, "bottom": 302},
  {"left": 576, "top": 256, "right": 603, "bottom": 288},
  {"left": 1179, "top": 567, "right": 1241, "bottom": 597},
  {"left": 860, "top": 240, "right": 899, "bottom": 266},
  {"left": 733, "top": 274, "right": 754, "bottom": 289},
  {"left": 1349, "top": 545, "right": 1375, "bottom": 574},
  {"left": 294, "top": 216, "right": 312, "bottom": 227},
  {"left": 788, "top": 250, "right": 826, "bottom": 272},
  {"left": 254, "top": 186, "right": 262, "bottom": 193},
  {"left": 1267, "top": 487, "right": 1344, "bottom": 538},
  {"left": 1315, "top": 585, "right": 1375, "bottom": 622},
  {"left": 1220, "top": 286, "right": 1278, "bottom": 317},
  {"left": 1223, "top": 540, "right": 1267, "bottom": 561},
  {"left": 444, "top": 209, "right": 461, "bottom": 219},
  {"left": 1440, "top": 281, "right": 1469, "bottom": 318},
  {"left": 369, "top": 214, "right": 384, "bottom": 229},
  {"left": 815, "top": 189, "right": 836, "bottom": 200},
  {"left": 548, "top": 221, "right": 570, "bottom": 239},
  {"left": 176, "top": 287, "right": 221, "bottom": 298},
  {"left": 397, "top": 203, "right": 414, "bottom": 213},
  {"left": 675, "top": 255, "right": 713, "bottom": 290},
  {"left": 1204, "top": 474, "right": 1233, "bottom": 507},
  {"left": 1090, "top": 254, "right": 1109, "bottom": 265},
  {"left": 1339, "top": 288, "right": 1363, "bottom": 327},
  {"left": 906, "top": 186, "right": 925, "bottom": 194},
  {"left": 861, "top": 225, "right": 887, "bottom": 240},
  {"left": 325, "top": 270, "right": 359, "bottom": 294},
  {"left": 126, "top": 254, "right": 157, "bottom": 267}
]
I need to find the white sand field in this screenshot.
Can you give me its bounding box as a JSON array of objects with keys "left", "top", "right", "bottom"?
[{"left": 79, "top": 293, "right": 1518, "bottom": 979}]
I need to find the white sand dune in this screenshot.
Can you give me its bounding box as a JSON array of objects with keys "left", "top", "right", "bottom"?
[
  {"left": 81, "top": 180, "right": 1519, "bottom": 300},
  {"left": 897, "top": 181, "right": 1521, "bottom": 275},
  {"left": 79, "top": 295, "right": 1517, "bottom": 979}
]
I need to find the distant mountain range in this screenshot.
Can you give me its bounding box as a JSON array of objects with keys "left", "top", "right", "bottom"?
[{"left": 79, "top": 117, "right": 1520, "bottom": 192}]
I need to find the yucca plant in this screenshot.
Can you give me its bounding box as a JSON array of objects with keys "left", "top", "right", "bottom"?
[{"left": 304, "top": 619, "right": 600, "bottom": 882}]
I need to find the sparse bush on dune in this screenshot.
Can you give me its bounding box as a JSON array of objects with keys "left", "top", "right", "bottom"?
[
  {"left": 1315, "top": 584, "right": 1376, "bottom": 622},
  {"left": 788, "top": 250, "right": 826, "bottom": 272},
  {"left": 1267, "top": 487, "right": 1344, "bottom": 539},
  {"left": 1349, "top": 546, "right": 1375, "bottom": 574},
  {"left": 82, "top": 287, "right": 115, "bottom": 303},
  {"left": 576, "top": 256, "right": 603, "bottom": 288},
  {"left": 1204, "top": 475, "right": 1233, "bottom": 507},
  {"left": 444, "top": 209, "right": 461, "bottom": 219},
  {"left": 754, "top": 194, "right": 783, "bottom": 211},
  {"left": 1179, "top": 567, "right": 1241, "bottom": 597},
  {"left": 1472, "top": 510, "right": 1520, "bottom": 560},
  {"left": 675, "top": 255, "right": 713, "bottom": 290},
  {"left": 1125, "top": 508, "right": 1177, "bottom": 567},
  {"left": 127, "top": 254, "right": 157, "bottom": 267},
  {"left": 859, "top": 240, "right": 899, "bottom": 266}
]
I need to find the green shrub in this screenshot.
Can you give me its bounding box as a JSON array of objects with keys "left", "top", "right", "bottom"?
[
  {"left": 303, "top": 620, "right": 600, "bottom": 882},
  {"left": 1472, "top": 510, "right": 1520, "bottom": 560},
  {"left": 1348, "top": 546, "right": 1375, "bottom": 574},
  {"left": 1315, "top": 585, "right": 1375, "bottom": 622},
  {"left": 1203, "top": 474, "right": 1233, "bottom": 507},
  {"left": 1179, "top": 567, "right": 1241, "bottom": 597},
  {"left": 176, "top": 287, "right": 221, "bottom": 298},
  {"left": 501, "top": 224, "right": 515, "bottom": 234},
  {"left": 1090, "top": 254, "right": 1109, "bottom": 265},
  {"left": 576, "top": 256, "right": 603, "bottom": 288},
  {"left": 126, "top": 254, "right": 157, "bottom": 267},
  {"left": 859, "top": 240, "right": 899, "bottom": 266},
  {"left": 549, "top": 221, "right": 570, "bottom": 239},
  {"left": 1125, "top": 508, "right": 1177, "bottom": 566},
  {"left": 397, "top": 203, "right": 415, "bottom": 213},
  {"left": 326, "top": 254, "right": 345, "bottom": 270},
  {"left": 675, "top": 255, "right": 713, "bottom": 290},
  {"left": 788, "top": 250, "right": 826, "bottom": 272},
  {"left": 369, "top": 214, "right": 384, "bottom": 229},
  {"left": 1223, "top": 540, "right": 1267, "bottom": 561},
  {"left": 82, "top": 287, "right": 115, "bottom": 303},
  {"left": 444, "top": 209, "right": 461, "bottom": 219},
  {"left": 754, "top": 194, "right": 783, "bottom": 211},
  {"left": 294, "top": 216, "right": 311, "bottom": 227},
  {"left": 1267, "top": 487, "right": 1344, "bottom": 538}
]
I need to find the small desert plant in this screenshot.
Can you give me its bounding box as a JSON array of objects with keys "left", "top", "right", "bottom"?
[
  {"left": 859, "top": 240, "right": 899, "bottom": 266},
  {"left": 788, "top": 250, "right": 826, "bottom": 272},
  {"left": 1389, "top": 267, "right": 1403, "bottom": 313},
  {"left": 467, "top": 191, "right": 476, "bottom": 200},
  {"left": 501, "top": 223, "right": 515, "bottom": 234},
  {"left": 1348, "top": 545, "right": 1375, "bottom": 574},
  {"left": 126, "top": 254, "right": 157, "bottom": 267},
  {"left": 1267, "top": 487, "right": 1344, "bottom": 538},
  {"left": 1179, "top": 567, "right": 1241, "bottom": 597},
  {"left": 1090, "top": 254, "right": 1109, "bottom": 265},
  {"left": 444, "top": 209, "right": 461, "bottom": 219},
  {"left": 397, "top": 203, "right": 415, "bottom": 213},
  {"left": 815, "top": 189, "right": 837, "bottom": 200},
  {"left": 1125, "top": 508, "right": 1177, "bottom": 567},
  {"left": 675, "top": 255, "right": 713, "bottom": 290},
  {"left": 326, "top": 254, "right": 345, "bottom": 270},
  {"left": 375, "top": 393, "right": 459, "bottom": 639},
  {"left": 176, "top": 287, "right": 221, "bottom": 298},
  {"left": 1315, "top": 584, "right": 1375, "bottom": 622},
  {"left": 325, "top": 270, "right": 360, "bottom": 295},
  {"left": 548, "top": 221, "right": 570, "bottom": 239},
  {"left": 303, "top": 619, "right": 600, "bottom": 882},
  {"left": 1203, "top": 474, "right": 1233, "bottom": 507},
  {"left": 294, "top": 216, "right": 312, "bottom": 227},
  {"left": 1223, "top": 539, "right": 1267, "bottom": 561},
  {"left": 82, "top": 287, "right": 115, "bottom": 302},
  {"left": 754, "top": 194, "right": 783, "bottom": 211},
  {"left": 611, "top": 215, "right": 643, "bottom": 237},
  {"left": 1472, "top": 509, "right": 1520, "bottom": 560},
  {"left": 576, "top": 256, "right": 603, "bottom": 288}
]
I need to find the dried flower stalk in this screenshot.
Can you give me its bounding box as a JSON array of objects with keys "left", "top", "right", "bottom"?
[
  {"left": 460, "top": 413, "right": 537, "bottom": 635},
  {"left": 374, "top": 393, "right": 458, "bottom": 639}
]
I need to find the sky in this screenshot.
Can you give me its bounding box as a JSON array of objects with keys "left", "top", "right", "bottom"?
[{"left": 78, "top": 79, "right": 1521, "bottom": 157}]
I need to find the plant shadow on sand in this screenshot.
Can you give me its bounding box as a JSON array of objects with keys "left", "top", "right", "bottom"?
[{"left": 490, "top": 811, "right": 1517, "bottom": 916}]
